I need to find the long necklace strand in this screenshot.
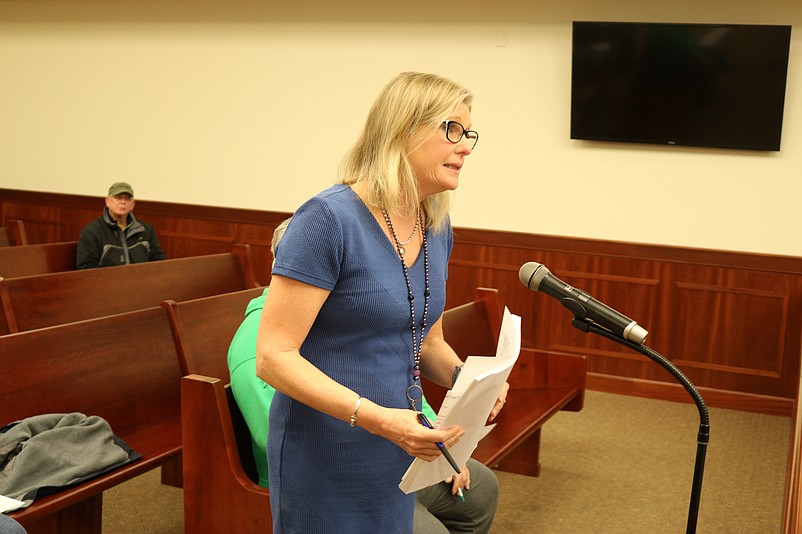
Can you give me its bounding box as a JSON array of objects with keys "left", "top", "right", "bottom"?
[
  {"left": 395, "top": 216, "right": 419, "bottom": 255},
  {"left": 383, "top": 208, "right": 430, "bottom": 410}
]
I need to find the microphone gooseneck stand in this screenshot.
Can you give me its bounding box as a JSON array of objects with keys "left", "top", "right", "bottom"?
[{"left": 571, "top": 317, "right": 710, "bottom": 534}]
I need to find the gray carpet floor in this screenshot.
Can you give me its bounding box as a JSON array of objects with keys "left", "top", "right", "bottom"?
[
  {"left": 489, "top": 391, "right": 790, "bottom": 533},
  {"left": 103, "top": 391, "right": 791, "bottom": 533}
]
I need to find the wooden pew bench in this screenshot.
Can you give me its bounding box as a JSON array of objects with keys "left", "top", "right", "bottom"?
[
  {"left": 177, "top": 287, "right": 586, "bottom": 533},
  {"left": 466, "top": 348, "right": 585, "bottom": 475},
  {"left": 0, "top": 237, "right": 76, "bottom": 333},
  {"left": 0, "top": 243, "right": 260, "bottom": 333},
  {"left": 0, "top": 306, "right": 184, "bottom": 534},
  {"left": 158, "top": 287, "right": 265, "bottom": 488},
  {"left": 163, "top": 286, "right": 266, "bottom": 379},
  {"left": 0, "top": 241, "right": 77, "bottom": 278},
  {"left": 430, "top": 287, "right": 587, "bottom": 476}
]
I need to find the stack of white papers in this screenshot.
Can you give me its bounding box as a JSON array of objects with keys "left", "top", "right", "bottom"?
[
  {"left": 399, "top": 307, "right": 521, "bottom": 494},
  {"left": 0, "top": 494, "right": 25, "bottom": 513}
]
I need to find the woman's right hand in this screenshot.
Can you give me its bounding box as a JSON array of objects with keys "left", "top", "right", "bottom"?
[{"left": 358, "top": 401, "right": 464, "bottom": 461}]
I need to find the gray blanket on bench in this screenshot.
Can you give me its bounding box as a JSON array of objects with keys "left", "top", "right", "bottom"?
[{"left": 0, "top": 412, "right": 139, "bottom": 508}]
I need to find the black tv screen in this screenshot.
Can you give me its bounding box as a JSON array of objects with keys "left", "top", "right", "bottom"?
[{"left": 571, "top": 21, "right": 792, "bottom": 151}]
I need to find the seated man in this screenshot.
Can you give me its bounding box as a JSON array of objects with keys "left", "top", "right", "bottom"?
[
  {"left": 76, "top": 182, "right": 166, "bottom": 269},
  {"left": 228, "top": 219, "right": 499, "bottom": 534}
]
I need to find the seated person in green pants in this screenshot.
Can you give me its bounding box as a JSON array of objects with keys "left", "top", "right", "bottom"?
[{"left": 227, "top": 219, "right": 499, "bottom": 534}]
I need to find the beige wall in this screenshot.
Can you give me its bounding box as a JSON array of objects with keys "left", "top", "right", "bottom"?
[{"left": 1, "top": 0, "right": 799, "bottom": 255}]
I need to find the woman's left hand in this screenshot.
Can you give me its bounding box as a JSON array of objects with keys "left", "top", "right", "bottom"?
[{"left": 487, "top": 381, "right": 510, "bottom": 422}]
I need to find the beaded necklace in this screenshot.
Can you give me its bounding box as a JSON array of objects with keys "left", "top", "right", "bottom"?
[
  {"left": 382, "top": 207, "right": 429, "bottom": 411},
  {"left": 395, "top": 216, "right": 419, "bottom": 255}
]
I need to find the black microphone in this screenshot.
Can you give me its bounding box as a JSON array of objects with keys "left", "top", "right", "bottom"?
[{"left": 518, "top": 261, "right": 648, "bottom": 344}]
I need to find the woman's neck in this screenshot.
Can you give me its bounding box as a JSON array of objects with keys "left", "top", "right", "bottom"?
[{"left": 350, "top": 183, "right": 420, "bottom": 219}]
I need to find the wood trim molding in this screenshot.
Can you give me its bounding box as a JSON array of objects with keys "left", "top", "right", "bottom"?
[
  {"left": 783, "top": 339, "right": 802, "bottom": 533},
  {"left": 587, "top": 372, "right": 794, "bottom": 416}
]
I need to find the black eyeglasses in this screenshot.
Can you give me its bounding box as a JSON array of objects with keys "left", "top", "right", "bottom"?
[{"left": 442, "top": 121, "right": 479, "bottom": 149}]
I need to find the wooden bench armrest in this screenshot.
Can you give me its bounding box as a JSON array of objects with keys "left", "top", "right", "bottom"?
[
  {"left": 182, "top": 374, "right": 271, "bottom": 532},
  {"left": 0, "top": 220, "right": 27, "bottom": 246},
  {"left": 7, "top": 219, "right": 28, "bottom": 246}
]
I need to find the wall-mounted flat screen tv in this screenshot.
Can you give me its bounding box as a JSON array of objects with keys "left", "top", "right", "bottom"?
[{"left": 571, "top": 21, "right": 792, "bottom": 151}]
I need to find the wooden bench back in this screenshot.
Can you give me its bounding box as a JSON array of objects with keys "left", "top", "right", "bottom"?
[
  {"left": 0, "top": 241, "right": 77, "bottom": 278},
  {"left": 422, "top": 287, "right": 505, "bottom": 410},
  {"left": 442, "top": 287, "right": 503, "bottom": 359},
  {"left": 0, "top": 244, "right": 260, "bottom": 333},
  {"left": 177, "top": 289, "right": 504, "bottom": 533},
  {"left": 0, "top": 306, "right": 183, "bottom": 440},
  {"left": 181, "top": 374, "right": 272, "bottom": 533},
  {"left": 163, "top": 286, "right": 265, "bottom": 378},
  {"left": 179, "top": 286, "right": 585, "bottom": 514},
  {"left": 431, "top": 287, "right": 587, "bottom": 475},
  {"left": 0, "top": 220, "right": 28, "bottom": 246},
  {"left": 2, "top": 305, "right": 185, "bottom": 529}
]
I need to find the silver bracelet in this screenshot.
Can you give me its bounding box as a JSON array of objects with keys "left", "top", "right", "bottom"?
[{"left": 349, "top": 396, "right": 363, "bottom": 427}]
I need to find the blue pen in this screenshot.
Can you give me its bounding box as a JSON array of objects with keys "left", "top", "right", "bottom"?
[{"left": 417, "top": 412, "right": 461, "bottom": 475}]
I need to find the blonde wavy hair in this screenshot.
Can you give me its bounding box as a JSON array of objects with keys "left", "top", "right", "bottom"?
[{"left": 339, "top": 72, "right": 473, "bottom": 232}]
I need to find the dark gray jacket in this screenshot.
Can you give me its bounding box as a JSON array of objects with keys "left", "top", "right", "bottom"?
[
  {"left": 0, "top": 413, "right": 138, "bottom": 508},
  {"left": 76, "top": 208, "right": 166, "bottom": 269}
]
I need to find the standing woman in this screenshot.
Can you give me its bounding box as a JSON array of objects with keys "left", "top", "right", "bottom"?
[{"left": 257, "top": 71, "right": 505, "bottom": 533}]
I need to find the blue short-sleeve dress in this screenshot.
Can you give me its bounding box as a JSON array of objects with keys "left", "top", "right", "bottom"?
[{"left": 267, "top": 184, "right": 452, "bottom": 534}]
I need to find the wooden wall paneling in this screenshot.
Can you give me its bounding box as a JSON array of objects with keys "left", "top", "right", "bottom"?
[
  {"left": 524, "top": 256, "right": 662, "bottom": 365},
  {"left": 449, "top": 237, "right": 666, "bottom": 382},
  {"left": 2, "top": 189, "right": 801, "bottom": 415},
  {"left": 0, "top": 190, "right": 289, "bottom": 286},
  {"left": 447, "top": 227, "right": 802, "bottom": 413},
  {"left": 144, "top": 215, "right": 238, "bottom": 257},
  {"left": 118, "top": 201, "right": 284, "bottom": 286},
  {"left": 0, "top": 190, "right": 95, "bottom": 242},
  {"left": 2, "top": 205, "right": 88, "bottom": 244},
  {"left": 584, "top": 373, "right": 795, "bottom": 415},
  {"left": 666, "top": 263, "right": 801, "bottom": 399}
]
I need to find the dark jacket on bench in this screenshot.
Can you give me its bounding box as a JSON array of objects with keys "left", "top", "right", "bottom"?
[{"left": 77, "top": 208, "right": 166, "bottom": 269}]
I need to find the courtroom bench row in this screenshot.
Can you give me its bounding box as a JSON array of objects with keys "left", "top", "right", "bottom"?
[
  {"left": 2, "top": 285, "right": 585, "bottom": 533},
  {"left": 0, "top": 243, "right": 260, "bottom": 335}
]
